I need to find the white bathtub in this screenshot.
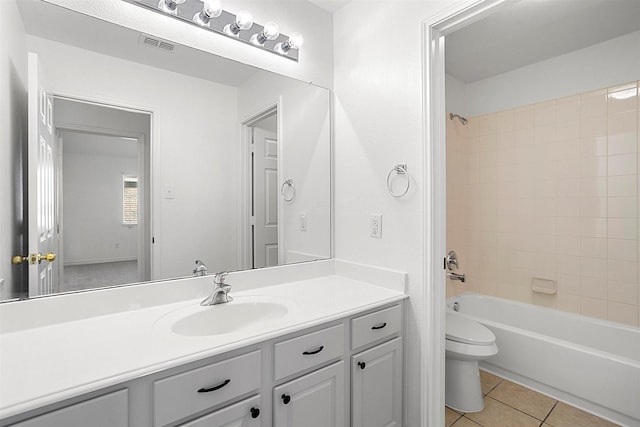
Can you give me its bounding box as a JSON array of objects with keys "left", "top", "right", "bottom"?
[{"left": 448, "top": 293, "right": 640, "bottom": 427}]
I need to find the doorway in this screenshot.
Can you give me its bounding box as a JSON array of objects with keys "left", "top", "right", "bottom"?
[
  {"left": 249, "top": 110, "right": 279, "bottom": 269},
  {"left": 53, "top": 97, "right": 151, "bottom": 293}
]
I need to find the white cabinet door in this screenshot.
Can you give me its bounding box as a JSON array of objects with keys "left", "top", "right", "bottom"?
[
  {"left": 352, "top": 338, "right": 403, "bottom": 427},
  {"left": 179, "top": 395, "right": 262, "bottom": 427},
  {"left": 273, "top": 361, "right": 344, "bottom": 427},
  {"left": 12, "top": 389, "right": 128, "bottom": 427}
]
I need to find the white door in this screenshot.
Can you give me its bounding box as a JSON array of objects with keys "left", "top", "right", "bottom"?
[
  {"left": 273, "top": 361, "right": 345, "bottom": 427},
  {"left": 27, "top": 52, "right": 59, "bottom": 296},
  {"left": 352, "top": 338, "right": 403, "bottom": 427},
  {"left": 252, "top": 122, "right": 278, "bottom": 268}
]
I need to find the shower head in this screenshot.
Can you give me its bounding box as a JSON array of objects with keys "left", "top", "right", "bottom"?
[{"left": 449, "top": 113, "right": 468, "bottom": 125}]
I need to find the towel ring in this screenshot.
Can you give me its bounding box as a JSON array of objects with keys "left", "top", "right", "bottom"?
[
  {"left": 387, "top": 164, "right": 410, "bottom": 198},
  {"left": 281, "top": 179, "right": 296, "bottom": 202}
]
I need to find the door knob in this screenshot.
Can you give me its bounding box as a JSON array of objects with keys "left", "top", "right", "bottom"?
[
  {"left": 12, "top": 252, "right": 56, "bottom": 265},
  {"left": 38, "top": 252, "right": 57, "bottom": 263},
  {"left": 11, "top": 255, "right": 28, "bottom": 265}
]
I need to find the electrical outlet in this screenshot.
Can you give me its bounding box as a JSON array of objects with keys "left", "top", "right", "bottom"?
[
  {"left": 370, "top": 214, "right": 382, "bottom": 238},
  {"left": 300, "top": 213, "right": 308, "bottom": 231}
]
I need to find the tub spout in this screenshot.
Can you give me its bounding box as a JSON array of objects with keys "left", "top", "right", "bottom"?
[{"left": 448, "top": 272, "right": 466, "bottom": 283}]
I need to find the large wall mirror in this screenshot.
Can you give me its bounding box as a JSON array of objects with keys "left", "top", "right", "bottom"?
[{"left": 0, "top": 0, "right": 331, "bottom": 302}]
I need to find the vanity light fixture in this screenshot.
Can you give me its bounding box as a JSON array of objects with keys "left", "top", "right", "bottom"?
[
  {"left": 127, "top": 0, "right": 302, "bottom": 61},
  {"left": 193, "top": 0, "right": 222, "bottom": 26}
]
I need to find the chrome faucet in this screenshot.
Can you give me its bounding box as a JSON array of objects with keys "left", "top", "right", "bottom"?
[
  {"left": 201, "top": 272, "right": 232, "bottom": 306},
  {"left": 193, "top": 260, "right": 208, "bottom": 277},
  {"left": 448, "top": 272, "right": 466, "bottom": 283}
]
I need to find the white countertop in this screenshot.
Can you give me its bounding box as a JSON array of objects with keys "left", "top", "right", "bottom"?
[{"left": 0, "top": 260, "right": 407, "bottom": 420}]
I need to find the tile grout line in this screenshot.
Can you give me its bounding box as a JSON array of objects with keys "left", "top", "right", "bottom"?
[
  {"left": 483, "top": 395, "right": 552, "bottom": 424},
  {"left": 540, "top": 401, "right": 559, "bottom": 426}
]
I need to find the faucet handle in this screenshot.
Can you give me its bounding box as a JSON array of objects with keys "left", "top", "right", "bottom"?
[{"left": 214, "top": 271, "right": 229, "bottom": 285}]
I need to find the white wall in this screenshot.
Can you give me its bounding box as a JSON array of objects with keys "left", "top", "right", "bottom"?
[
  {"left": 27, "top": 36, "right": 240, "bottom": 280},
  {"left": 238, "top": 72, "right": 331, "bottom": 264},
  {"left": 45, "top": 0, "right": 334, "bottom": 89},
  {"left": 62, "top": 134, "right": 139, "bottom": 265},
  {"left": 461, "top": 30, "right": 640, "bottom": 117},
  {"left": 333, "top": 1, "right": 460, "bottom": 425},
  {"left": 0, "top": 0, "right": 28, "bottom": 299}
]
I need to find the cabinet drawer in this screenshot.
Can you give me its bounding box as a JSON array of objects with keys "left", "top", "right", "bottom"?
[
  {"left": 178, "top": 395, "right": 262, "bottom": 427},
  {"left": 11, "top": 389, "right": 128, "bottom": 427},
  {"left": 274, "top": 324, "right": 344, "bottom": 380},
  {"left": 154, "top": 350, "right": 261, "bottom": 427},
  {"left": 351, "top": 305, "right": 401, "bottom": 349}
]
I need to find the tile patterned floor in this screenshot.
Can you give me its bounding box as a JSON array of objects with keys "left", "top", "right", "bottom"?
[{"left": 445, "top": 370, "right": 621, "bottom": 427}]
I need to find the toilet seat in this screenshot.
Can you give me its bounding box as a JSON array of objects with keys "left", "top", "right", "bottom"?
[{"left": 446, "top": 312, "right": 495, "bottom": 346}]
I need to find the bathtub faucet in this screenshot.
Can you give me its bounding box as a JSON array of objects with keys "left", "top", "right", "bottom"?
[{"left": 448, "top": 272, "right": 466, "bottom": 283}]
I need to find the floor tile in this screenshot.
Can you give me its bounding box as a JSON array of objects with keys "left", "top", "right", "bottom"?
[
  {"left": 479, "top": 370, "right": 502, "bottom": 395},
  {"left": 545, "top": 402, "right": 620, "bottom": 427},
  {"left": 465, "top": 397, "right": 541, "bottom": 427},
  {"left": 452, "top": 417, "right": 483, "bottom": 426},
  {"left": 446, "top": 407, "right": 463, "bottom": 426},
  {"left": 488, "top": 380, "right": 556, "bottom": 420}
]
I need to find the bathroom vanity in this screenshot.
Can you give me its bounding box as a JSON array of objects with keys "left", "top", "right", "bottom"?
[{"left": 0, "top": 260, "right": 407, "bottom": 427}]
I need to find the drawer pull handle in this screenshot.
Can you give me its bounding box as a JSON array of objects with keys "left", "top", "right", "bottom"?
[
  {"left": 302, "top": 345, "right": 324, "bottom": 355},
  {"left": 250, "top": 407, "right": 260, "bottom": 418},
  {"left": 371, "top": 322, "right": 387, "bottom": 330},
  {"left": 197, "top": 379, "right": 231, "bottom": 393},
  {"left": 358, "top": 361, "right": 366, "bottom": 370},
  {"left": 282, "top": 394, "right": 291, "bottom": 404}
]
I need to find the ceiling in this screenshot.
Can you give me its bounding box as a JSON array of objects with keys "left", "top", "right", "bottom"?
[
  {"left": 17, "top": 0, "right": 260, "bottom": 87},
  {"left": 307, "top": 0, "right": 350, "bottom": 13},
  {"left": 446, "top": 0, "right": 640, "bottom": 83}
]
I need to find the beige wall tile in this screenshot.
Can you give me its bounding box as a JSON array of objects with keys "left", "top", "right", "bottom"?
[
  {"left": 448, "top": 82, "right": 639, "bottom": 326},
  {"left": 607, "top": 301, "right": 639, "bottom": 327}
]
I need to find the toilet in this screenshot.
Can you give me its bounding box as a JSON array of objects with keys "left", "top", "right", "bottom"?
[{"left": 445, "top": 311, "right": 498, "bottom": 412}]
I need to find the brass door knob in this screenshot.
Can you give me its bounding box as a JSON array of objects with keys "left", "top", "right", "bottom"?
[
  {"left": 12, "top": 255, "right": 28, "bottom": 265},
  {"left": 38, "top": 252, "right": 57, "bottom": 263},
  {"left": 11, "top": 253, "right": 56, "bottom": 265}
]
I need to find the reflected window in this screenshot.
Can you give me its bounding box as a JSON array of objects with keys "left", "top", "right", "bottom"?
[{"left": 122, "top": 175, "right": 138, "bottom": 225}]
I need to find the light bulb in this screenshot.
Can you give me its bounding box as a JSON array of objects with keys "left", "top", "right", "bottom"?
[
  {"left": 193, "top": 0, "right": 222, "bottom": 26},
  {"left": 158, "top": 0, "right": 185, "bottom": 15},
  {"left": 223, "top": 10, "right": 253, "bottom": 36},
  {"left": 203, "top": 0, "right": 222, "bottom": 17},
  {"left": 275, "top": 31, "right": 304, "bottom": 55},
  {"left": 235, "top": 10, "right": 253, "bottom": 30},
  {"left": 262, "top": 22, "right": 280, "bottom": 40},
  {"left": 287, "top": 32, "right": 304, "bottom": 49},
  {"left": 250, "top": 21, "right": 280, "bottom": 46}
]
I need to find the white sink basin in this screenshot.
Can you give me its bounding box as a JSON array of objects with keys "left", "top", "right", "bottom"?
[{"left": 160, "top": 296, "right": 297, "bottom": 337}]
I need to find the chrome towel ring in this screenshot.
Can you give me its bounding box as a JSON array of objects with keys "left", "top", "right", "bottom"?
[
  {"left": 281, "top": 179, "right": 296, "bottom": 202},
  {"left": 387, "top": 164, "right": 410, "bottom": 198}
]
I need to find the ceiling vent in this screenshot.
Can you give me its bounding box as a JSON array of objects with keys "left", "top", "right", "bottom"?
[{"left": 138, "top": 33, "right": 176, "bottom": 52}]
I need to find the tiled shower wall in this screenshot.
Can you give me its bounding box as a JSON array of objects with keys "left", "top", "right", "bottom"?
[{"left": 446, "top": 81, "right": 640, "bottom": 327}]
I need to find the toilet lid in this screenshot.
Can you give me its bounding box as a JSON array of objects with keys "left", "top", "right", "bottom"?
[{"left": 446, "top": 313, "right": 495, "bottom": 345}]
